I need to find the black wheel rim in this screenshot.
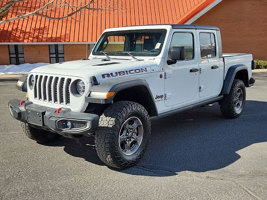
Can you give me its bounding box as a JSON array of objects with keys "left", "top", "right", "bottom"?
[
  {"left": 234, "top": 88, "right": 244, "bottom": 114},
  {"left": 118, "top": 116, "right": 144, "bottom": 156}
]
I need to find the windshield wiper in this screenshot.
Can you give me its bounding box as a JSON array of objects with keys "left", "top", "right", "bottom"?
[
  {"left": 125, "top": 52, "right": 143, "bottom": 61},
  {"left": 100, "top": 51, "right": 111, "bottom": 61}
]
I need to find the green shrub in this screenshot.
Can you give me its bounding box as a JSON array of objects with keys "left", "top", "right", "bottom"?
[{"left": 255, "top": 59, "right": 267, "bottom": 69}]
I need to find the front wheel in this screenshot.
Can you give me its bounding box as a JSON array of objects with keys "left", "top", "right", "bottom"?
[
  {"left": 220, "top": 79, "right": 246, "bottom": 118},
  {"left": 21, "top": 122, "right": 60, "bottom": 144},
  {"left": 95, "top": 101, "right": 151, "bottom": 169}
]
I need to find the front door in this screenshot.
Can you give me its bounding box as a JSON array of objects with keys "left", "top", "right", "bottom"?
[{"left": 164, "top": 31, "right": 199, "bottom": 107}]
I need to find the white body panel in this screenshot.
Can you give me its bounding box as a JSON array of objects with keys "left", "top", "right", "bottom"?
[
  {"left": 223, "top": 53, "right": 253, "bottom": 79},
  {"left": 196, "top": 29, "right": 225, "bottom": 100}
]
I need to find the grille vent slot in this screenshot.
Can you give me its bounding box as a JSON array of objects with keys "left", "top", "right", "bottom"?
[{"left": 33, "top": 75, "right": 71, "bottom": 106}]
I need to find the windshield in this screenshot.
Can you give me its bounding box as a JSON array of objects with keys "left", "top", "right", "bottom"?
[{"left": 93, "top": 29, "right": 167, "bottom": 57}]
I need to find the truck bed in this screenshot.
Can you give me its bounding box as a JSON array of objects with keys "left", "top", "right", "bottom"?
[{"left": 222, "top": 53, "right": 253, "bottom": 79}]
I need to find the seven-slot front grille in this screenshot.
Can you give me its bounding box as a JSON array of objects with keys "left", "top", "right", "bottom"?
[{"left": 33, "top": 75, "right": 71, "bottom": 105}]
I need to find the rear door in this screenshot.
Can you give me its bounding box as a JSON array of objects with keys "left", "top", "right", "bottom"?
[{"left": 197, "top": 31, "right": 224, "bottom": 99}]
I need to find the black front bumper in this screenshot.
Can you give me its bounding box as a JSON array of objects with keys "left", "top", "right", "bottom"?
[{"left": 8, "top": 99, "right": 99, "bottom": 136}]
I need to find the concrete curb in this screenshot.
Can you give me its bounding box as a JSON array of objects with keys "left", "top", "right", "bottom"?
[
  {"left": 0, "top": 74, "right": 24, "bottom": 82},
  {"left": 252, "top": 69, "right": 267, "bottom": 73}
]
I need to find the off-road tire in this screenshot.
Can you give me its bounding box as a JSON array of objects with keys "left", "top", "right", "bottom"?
[
  {"left": 220, "top": 79, "right": 246, "bottom": 118},
  {"left": 95, "top": 101, "right": 151, "bottom": 169},
  {"left": 21, "top": 122, "right": 60, "bottom": 144}
]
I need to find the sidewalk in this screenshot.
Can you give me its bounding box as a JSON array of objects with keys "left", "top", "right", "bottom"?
[{"left": 0, "top": 69, "right": 266, "bottom": 82}]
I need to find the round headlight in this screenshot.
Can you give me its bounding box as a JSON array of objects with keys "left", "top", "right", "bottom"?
[
  {"left": 76, "top": 80, "right": 85, "bottom": 95},
  {"left": 29, "top": 75, "right": 34, "bottom": 89}
]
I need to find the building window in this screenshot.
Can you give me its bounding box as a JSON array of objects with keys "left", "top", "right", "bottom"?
[
  {"left": 49, "top": 44, "right": 64, "bottom": 63},
  {"left": 9, "top": 45, "right": 25, "bottom": 65},
  {"left": 169, "top": 32, "right": 194, "bottom": 60},
  {"left": 200, "top": 32, "right": 216, "bottom": 59}
]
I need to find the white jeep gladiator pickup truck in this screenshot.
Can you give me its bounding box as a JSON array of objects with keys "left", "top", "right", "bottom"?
[{"left": 9, "top": 25, "right": 255, "bottom": 169}]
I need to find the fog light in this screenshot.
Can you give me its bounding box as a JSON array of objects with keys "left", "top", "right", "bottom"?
[
  {"left": 56, "top": 119, "right": 90, "bottom": 132},
  {"left": 66, "top": 121, "right": 72, "bottom": 129}
]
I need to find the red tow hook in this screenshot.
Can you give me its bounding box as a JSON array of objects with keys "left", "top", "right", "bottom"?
[
  {"left": 19, "top": 100, "right": 25, "bottom": 106},
  {"left": 56, "top": 108, "right": 62, "bottom": 114}
]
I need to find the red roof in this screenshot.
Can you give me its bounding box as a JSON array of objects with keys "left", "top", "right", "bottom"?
[{"left": 0, "top": 0, "right": 218, "bottom": 43}]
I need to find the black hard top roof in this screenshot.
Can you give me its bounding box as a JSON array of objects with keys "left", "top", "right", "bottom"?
[
  {"left": 171, "top": 24, "right": 219, "bottom": 30},
  {"left": 110, "top": 24, "right": 220, "bottom": 31}
]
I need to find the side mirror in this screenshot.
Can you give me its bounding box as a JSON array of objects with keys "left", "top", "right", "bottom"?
[{"left": 167, "top": 46, "right": 185, "bottom": 65}]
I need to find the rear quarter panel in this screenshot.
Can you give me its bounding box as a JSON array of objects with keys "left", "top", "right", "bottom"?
[{"left": 223, "top": 53, "right": 253, "bottom": 80}]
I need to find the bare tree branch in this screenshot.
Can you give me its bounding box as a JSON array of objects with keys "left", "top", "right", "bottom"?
[
  {"left": 0, "top": 0, "right": 56, "bottom": 25},
  {"left": 35, "top": 0, "right": 95, "bottom": 20},
  {"left": 0, "top": 0, "right": 27, "bottom": 20},
  {"left": 0, "top": 0, "right": 98, "bottom": 25}
]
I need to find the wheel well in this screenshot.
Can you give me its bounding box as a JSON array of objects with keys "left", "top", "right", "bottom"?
[
  {"left": 235, "top": 70, "right": 249, "bottom": 86},
  {"left": 113, "top": 86, "right": 157, "bottom": 117}
]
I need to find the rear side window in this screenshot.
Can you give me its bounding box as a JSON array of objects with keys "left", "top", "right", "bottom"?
[
  {"left": 200, "top": 33, "right": 216, "bottom": 59},
  {"left": 170, "top": 32, "right": 194, "bottom": 60}
]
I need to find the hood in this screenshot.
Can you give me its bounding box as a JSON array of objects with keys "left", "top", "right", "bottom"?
[{"left": 31, "top": 58, "right": 159, "bottom": 83}]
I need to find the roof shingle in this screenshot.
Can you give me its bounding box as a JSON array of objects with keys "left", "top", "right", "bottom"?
[{"left": 0, "top": 0, "right": 217, "bottom": 43}]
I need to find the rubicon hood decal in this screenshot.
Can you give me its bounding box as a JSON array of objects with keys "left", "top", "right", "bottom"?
[{"left": 101, "top": 68, "right": 148, "bottom": 79}]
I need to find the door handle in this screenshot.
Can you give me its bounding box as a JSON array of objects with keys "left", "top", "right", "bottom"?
[
  {"left": 211, "top": 65, "right": 219, "bottom": 69},
  {"left": 190, "top": 68, "right": 199, "bottom": 73}
]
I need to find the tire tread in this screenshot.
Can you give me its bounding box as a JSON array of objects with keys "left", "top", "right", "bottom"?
[{"left": 95, "top": 101, "right": 151, "bottom": 169}]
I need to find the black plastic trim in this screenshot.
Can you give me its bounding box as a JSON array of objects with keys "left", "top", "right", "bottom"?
[
  {"left": 16, "top": 74, "right": 28, "bottom": 92},
  {"left": 87, "top": 78, "right": 153, "bottom": 102},
  {"left": 152, "top": 96, "right": 223, "bottom": 120},
  {"left": 86, "top": 78, "right": 158, "bottom": 115},
  {"left": 221, "top": 65, "right": 248, "bottom": 95},
  {"left": 8, "top": 99, "right": 99, "bottom": 135}
]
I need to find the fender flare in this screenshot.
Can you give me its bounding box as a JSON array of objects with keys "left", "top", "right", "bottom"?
[
  {"left": 221, "top": 65, "right": 248, "bottom": 95},
  {"left": 16, "top": 74, "right": 28, "bottom": 92},
  {"left": 86, "top": 79, "right": 157, "bottom": 111}
]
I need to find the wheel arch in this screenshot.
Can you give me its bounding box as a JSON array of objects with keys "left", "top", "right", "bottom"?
[
  {"left": 87, "top": 79, "right": 158, "bottom": 117},
  {"left": 221, "top": 65, "right": 249, "bottom": 95},
  {"left": 113, "top": 84, "right": 158, "bottom": 117}
]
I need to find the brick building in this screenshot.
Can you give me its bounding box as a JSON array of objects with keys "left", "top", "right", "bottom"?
[{"left": 0, "top": 0, "right": 266, "bottom": 65}]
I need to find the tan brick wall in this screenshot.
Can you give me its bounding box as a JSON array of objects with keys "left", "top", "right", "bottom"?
[
  {"left": 64, "top": 44, "right": 89, "bottom": 61},
  {"left": 24, "top": 45, "right": 50, "bottom": 63},
  {"left": 0, "top": 45, "right": 10, "bottom": 65},
  {"left": 193, "top": 0, "right": 267, "bottom": 60}
]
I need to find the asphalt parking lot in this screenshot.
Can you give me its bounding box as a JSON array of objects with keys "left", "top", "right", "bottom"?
[{"left": 1, "top": 72, "right": 267, "bottom": 200}]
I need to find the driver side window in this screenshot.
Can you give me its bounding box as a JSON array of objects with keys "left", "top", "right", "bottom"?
[{"left": 169, "top": 32, "right": 194, "bottom": 60}]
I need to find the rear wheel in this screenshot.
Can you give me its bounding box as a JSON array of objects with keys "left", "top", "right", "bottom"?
[
  {"left": 220, "top": 79, "right": 246, "bottom": 118},
  {"left": 95, "top": 101, "right": 151, "bottom": 169},
  {"left": 21, "top": 122, "right": 60, "bottom": 144}
]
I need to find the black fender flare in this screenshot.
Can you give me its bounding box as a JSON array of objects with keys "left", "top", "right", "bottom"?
[
  {"left": 16, "top": 74, "right": 28, "bottom": 92},
  {"left": 221, "top": 65, "right": 248, "bottom": 95},
  {"left": 86, "top": 78, "right": 157, "bottom": 115}
]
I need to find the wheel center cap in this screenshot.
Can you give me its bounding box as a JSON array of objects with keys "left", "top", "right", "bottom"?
[{"left": 128, "top": 129, "right": 134, "bottom": 136}]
